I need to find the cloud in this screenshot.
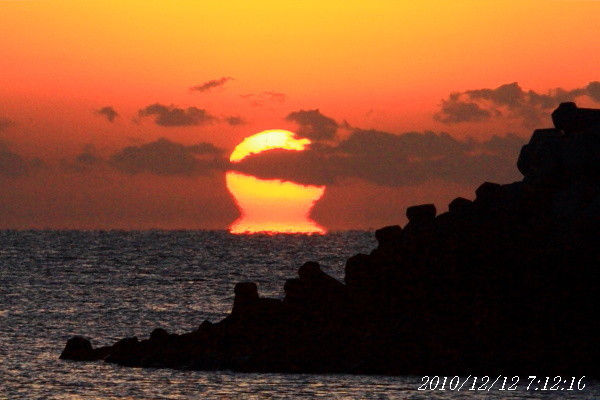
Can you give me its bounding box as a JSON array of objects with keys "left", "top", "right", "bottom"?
[
  {"left": 0, "top": 142, "right": 29, "bottom": 177},
  {"left": 584, "top": 81, "right": 600, "bottom": 102},
  {"left": 187, "top": 142, "right": 224, "bottom": 156},
  {"left": 137, "top": 103, "right": 241, "bottom": 127},
  {"left": 433, "top": 95, "right": 494, "bottom": 124},
  {"left": 241, "top": 91, "right": 286, "bottom": 107},
  {"left": 77, "top": 144, "right": 101, "bottom": 164},
  {"left": 435, "top": 81, "right": 600, "bottom": 126},
  {"left": 223, "top": 116, "right": 247, "bottom": 126},
  {"left": 233, "top": 126, "right": 525, "bottom": 188},
  {"left": 263, "top": 91, "right": 286, "bottom": 103},
  {"left": 331, "top": 129, "right": 523, "bottom": 186},
  {"left": 138, "top": 103, "right": 217, "bottom": 127},
  {"left": 232, "top": 147, "right": 334, "bottom": 186},
  {"left": 110, "top": 138, "right": 226, "bottom": 175},
  {"left": 286, "top": 109, "right": 338, "bottom": 141},
  {"left": 190, "top": 77, "right": 233, "bottom": 92},
  {"left": 61, "top": 144, "right": 103, "bottom": 173},
  {"left": 96, "top": 106, "right": 119, "bottom": 122}
]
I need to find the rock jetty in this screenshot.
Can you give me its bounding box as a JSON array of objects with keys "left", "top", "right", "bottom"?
[{"left": 61, "top": 103, "right": 599, "bottom": 376}]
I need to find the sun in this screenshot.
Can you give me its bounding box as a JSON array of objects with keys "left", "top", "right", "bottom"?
[
  {"left": 226, "top": 130, "right": 326, "bottom": 234},
  {"left": 229, "top": 129, "right": 311, "bottom": 163}
]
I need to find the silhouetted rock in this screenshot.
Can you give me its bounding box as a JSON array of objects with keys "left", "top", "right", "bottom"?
[
  {"left": 297, "top": 261, "right": 321, "bottom": 280},
  {"left": 406, "top": 204, "right": 436, "bottom": 224},
  {"left": 105, "top": 337, "right": 140, "bottom": 366},
  {"left": 60, "top": 102, "right": 600, "bottom": 377},
  {"left": 375, "top": 225, "right": 402, "bottom": 249},
  {"left": 255, "top": 298, "right": 284, "bottom": 322},
  {"left": 232, "top": 282, "right": 259, "bottom": 315},
  {"left": 475, "top": 182, "right": 504, "bottom": 203},
  {"left": 517, "top": 128, "right": 564, "bottom": 176},
  {"left": 149, "top": 328, "right": 169, "bottom": 344},
  {"left": 197, "top": 320, "right": 213, "bottom": 332},
  {"left": 284, "top": 262, "right": 347, "bottom": 318},
  {"left": 552, "top": 102, "right": 600, "bottom": 134},
  {"left": 59, "top": 336, "right": 97, "bottom": 361},
  {"left": 344, "top": 253, "right": 372, "bottom": 291},
  {"left": 448, "top": 197, "right": 472, "bottom": 214}
]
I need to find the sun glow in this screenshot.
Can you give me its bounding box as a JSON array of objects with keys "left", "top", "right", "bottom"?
[
  {"left": 227, "top": 130, "right": 325, "bottom": 234},
  {"left": 229, "top": 130, "right": 311, "bottom": 163}
]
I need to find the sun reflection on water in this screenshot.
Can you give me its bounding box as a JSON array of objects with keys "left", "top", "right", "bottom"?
[{"left": 226, "top": 171, "right": 325, "bottom": 234}]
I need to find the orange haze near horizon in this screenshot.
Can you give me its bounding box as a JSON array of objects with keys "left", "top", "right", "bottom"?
[{"left": 0, "top": 1, "right": 599, "bottom": 230}]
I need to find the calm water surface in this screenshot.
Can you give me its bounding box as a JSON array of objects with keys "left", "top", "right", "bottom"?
[{"left": 1, "top": 230, "right": 597, "bottom": 399}]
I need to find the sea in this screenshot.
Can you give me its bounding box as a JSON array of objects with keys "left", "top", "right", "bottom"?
[{"left": 1, "top": 230, "right": 597, "bottom": 400}]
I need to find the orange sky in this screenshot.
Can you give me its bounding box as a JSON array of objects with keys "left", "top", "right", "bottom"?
[{"left": 0, "top": 0, "right": 599, "bottom": 230}]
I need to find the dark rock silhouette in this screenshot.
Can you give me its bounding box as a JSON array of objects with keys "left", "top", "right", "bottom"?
[
  {"left": 61, "top": 103, "right": 599, "bottom": 376},
  {"left": 374, "top": 225, "right": 402, "bottom": 248},
  {"left": 448, "top": 196, "right": 472, "bottom": 214},
  {"left": 231, "top": 282, "right": 259, "bottom": 315},
  {"left": 551, "top": 102, "right": 600, "bottom": 134},
  {"left": 59, "top": 336, "right": 110, "bottom": 361},
  {"left": 406, "top": 203, "right": 436, "bottom": 223}
]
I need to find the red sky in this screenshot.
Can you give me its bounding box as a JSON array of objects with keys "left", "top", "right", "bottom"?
[{"left": 1, "top": 0, "right": 599, "bottom": 230}]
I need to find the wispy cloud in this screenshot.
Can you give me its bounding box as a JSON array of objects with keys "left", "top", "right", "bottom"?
[
  {"left": 190, "top": 77, "right": 233, "bottom": 92},
  {"left": 241, "top": 91, "right": 286, "bottom": 107}
]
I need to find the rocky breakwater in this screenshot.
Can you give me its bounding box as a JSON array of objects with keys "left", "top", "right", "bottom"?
[{"left": 61, "top": 102, "right": 599, "bottom": 376}]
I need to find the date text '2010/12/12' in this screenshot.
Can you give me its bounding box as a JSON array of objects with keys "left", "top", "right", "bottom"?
[{"left": 418, "top": 376, "right": 586, "bottom": 391}]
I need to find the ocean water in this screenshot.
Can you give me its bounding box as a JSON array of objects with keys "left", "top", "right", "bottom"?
[{"left": 0, "top": 230, "right": 597, "bottom": 400}]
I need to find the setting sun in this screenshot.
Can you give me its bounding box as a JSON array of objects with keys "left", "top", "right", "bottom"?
[
  {"left": 227, "top": 130, "right": 325, "bottom": 234},
  {"left": 229, "top": 130, "right": 311, "bottom": 163}
]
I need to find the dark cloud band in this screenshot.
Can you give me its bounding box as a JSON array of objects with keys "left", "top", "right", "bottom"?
[
  {"left": 234, "top": 126, "right": 524, "bottom": 188},
  {"left": 138, "top": 104, "right": 216, "bottom": 127},
  {"left": 110, "top": 138, "right": 226, "bottom": 175},
  {"left": 435, "top": 81, "right": 600, "bottom": 127}
]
